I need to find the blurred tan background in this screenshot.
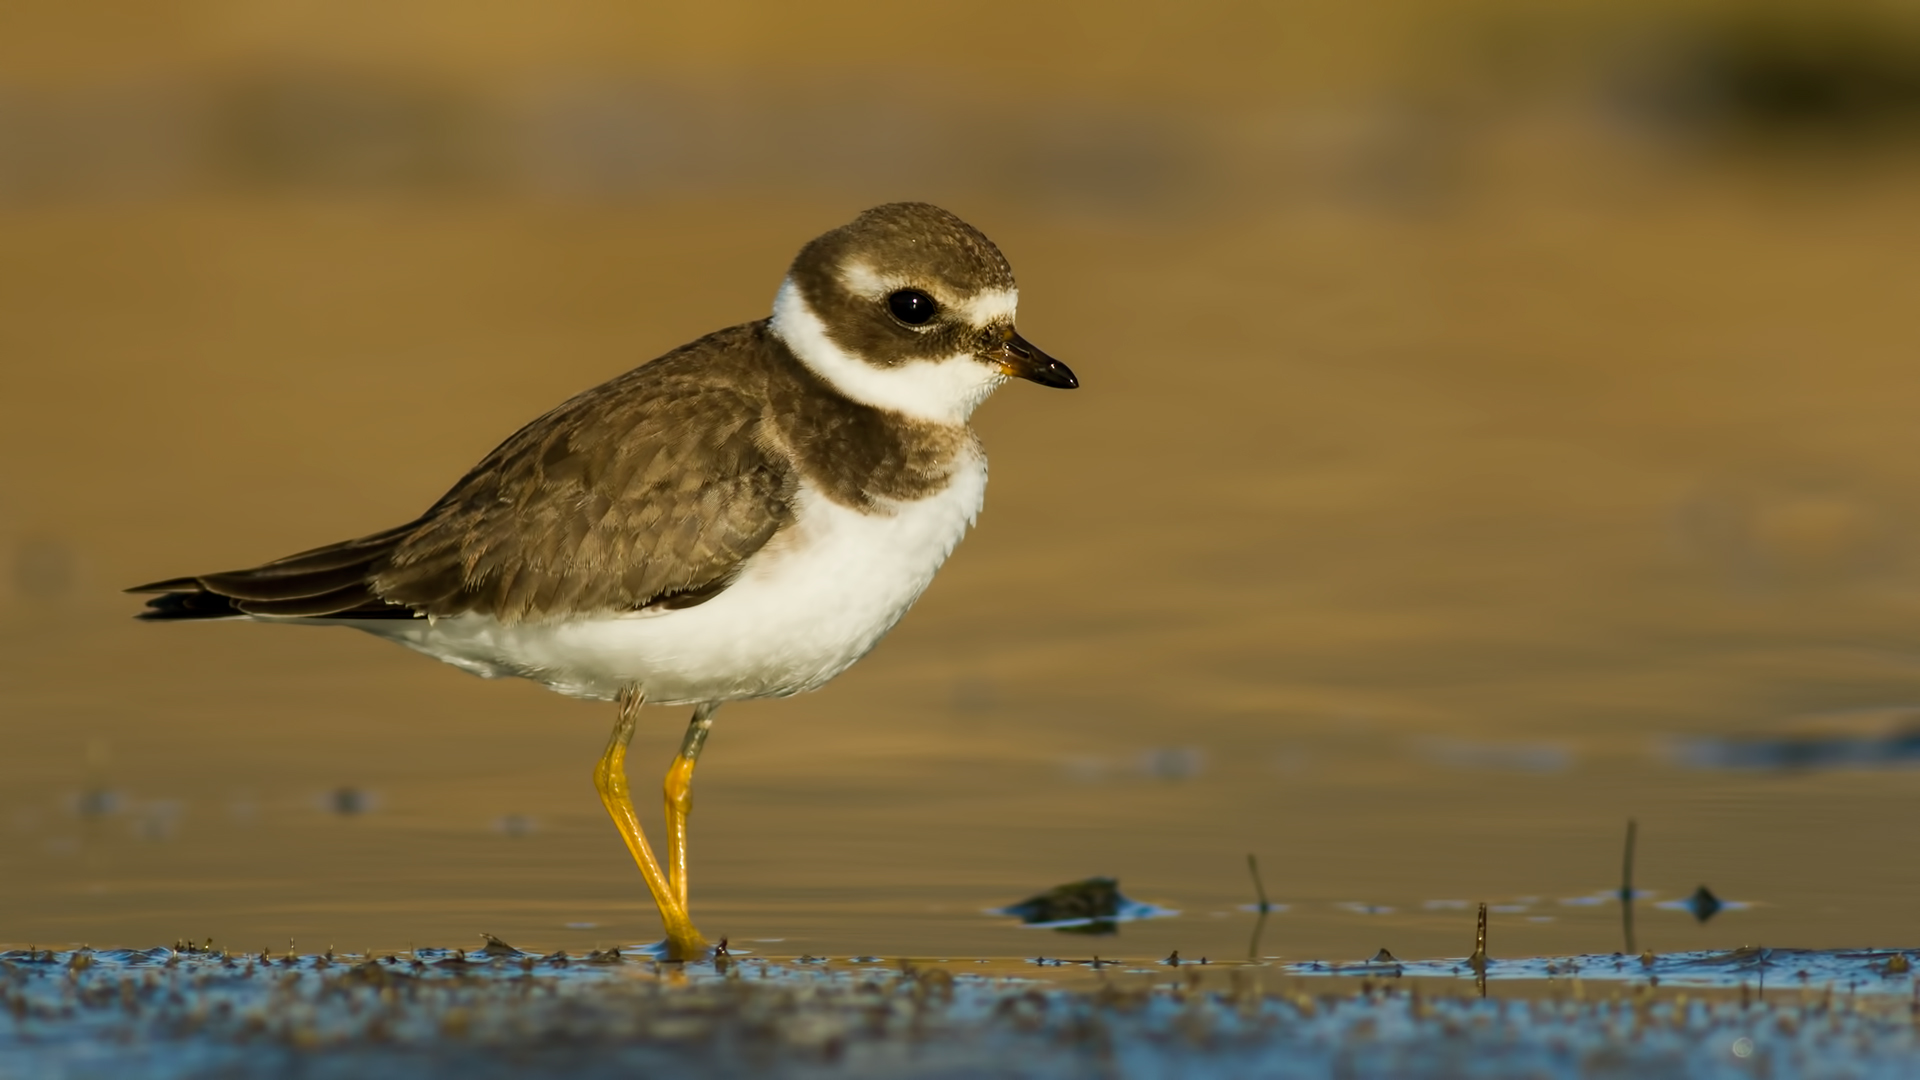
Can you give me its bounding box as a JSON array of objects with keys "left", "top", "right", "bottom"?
[{"left": 6, "top": 0, "right": 1920, "bottom": 960}]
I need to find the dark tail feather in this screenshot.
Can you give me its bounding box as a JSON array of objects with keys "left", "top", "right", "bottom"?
[
  {"left": 199, "top": 561, "right": 379, "bottom": 602},
  {"left": 135, "top": 590, "right": 245, "bottom": 621},
  {"left": 129, "top": 524, "right": 422, "bottom": 622},
  {"left": 126, "top": 575, "right": 205, "bottom": 595}
]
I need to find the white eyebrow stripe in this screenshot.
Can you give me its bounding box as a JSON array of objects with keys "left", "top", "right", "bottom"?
[
  {"left": 840, "top": 261, "right": 891, "bottom": 299},
  {"left": 837, "top": 262, "right": 1019, "bottom": 330},
  {"left": 956, "top": 287, "right": 1018, "bottom": 328}
]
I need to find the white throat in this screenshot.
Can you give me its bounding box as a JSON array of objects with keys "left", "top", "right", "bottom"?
[{"left": 769, "top": 279, "right": 1007, "bottom": 425}]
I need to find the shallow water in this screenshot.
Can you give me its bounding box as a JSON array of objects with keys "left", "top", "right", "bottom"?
[{"left": 6, "top": 2, "right": 1920, "bottom": 977}]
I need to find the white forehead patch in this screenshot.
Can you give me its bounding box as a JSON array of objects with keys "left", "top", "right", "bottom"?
[
  {"left": 770, "top": 279, "right": 1007, "bottom": 426},
  {"left": 839, "top": 261, "right": 1019, "bottom": 330}
]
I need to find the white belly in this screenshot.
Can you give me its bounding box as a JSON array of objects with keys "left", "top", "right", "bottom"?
[{"left": 361, "top": 455, "right": 987, "bottom": 703}]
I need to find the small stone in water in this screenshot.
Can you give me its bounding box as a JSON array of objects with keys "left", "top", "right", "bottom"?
[
  {"left": 1685, "top": 886, "right": 1723, "bottom": 923},
  {"left": 1003, "top": 878, "right": 1119, "bottom": 921}
]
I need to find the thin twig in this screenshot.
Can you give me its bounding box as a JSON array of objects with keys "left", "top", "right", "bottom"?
[
  {"left": 1620, "top": 818, "right": 1638, "bottom": 955},
  {"left": 1246, "top": 854, "right": 1272, "bottom": 961},
  {"left": 1470, "top": 902, "right": 1489, "bottom": 998}
]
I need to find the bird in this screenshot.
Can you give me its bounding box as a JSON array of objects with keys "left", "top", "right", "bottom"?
[{"left": 127, "top": 202, "right": 1078, "bottom": 961}]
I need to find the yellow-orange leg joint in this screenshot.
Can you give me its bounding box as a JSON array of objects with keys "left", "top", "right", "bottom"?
[{"left": 594, "top": 688, "right": 707, "bottom": 960}]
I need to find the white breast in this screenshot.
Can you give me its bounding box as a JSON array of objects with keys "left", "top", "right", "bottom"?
[{"left": 366, "top": 451, "right": 989, "bottom": 703}]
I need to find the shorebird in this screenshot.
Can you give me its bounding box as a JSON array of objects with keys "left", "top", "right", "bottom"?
[{"left": 129, "top": 203, "right": 1078, "bottom": 960}]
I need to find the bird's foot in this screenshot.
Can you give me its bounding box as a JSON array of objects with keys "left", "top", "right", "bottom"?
[{"left": 633, "top": 932, "right": 711, "bottom": 962}]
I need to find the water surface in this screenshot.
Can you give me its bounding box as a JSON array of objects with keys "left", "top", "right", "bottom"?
[{"left": 5, "top": 3, "right": 1920, "bottom": 967}]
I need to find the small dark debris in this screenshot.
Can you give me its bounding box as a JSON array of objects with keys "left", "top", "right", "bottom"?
[
  {"left": 997, "top": 876, "right": 1131, "bottom": 934},
  {"left": 478, "top": 934, "right": 521, "bottom": 958},
  {"left": 1372, "top": 949, "right": 1398, "bottom": 963},
  {"left": 1685, "top": 886, "right": 1724, "bottom": 923},
  {"left": 328, "top": 787, "right": 372, "bottom": 816}
]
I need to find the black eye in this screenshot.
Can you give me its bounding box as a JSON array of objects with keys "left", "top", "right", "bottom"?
[{"left": 886, "top": 289, "right": 938, "bottom": 326}]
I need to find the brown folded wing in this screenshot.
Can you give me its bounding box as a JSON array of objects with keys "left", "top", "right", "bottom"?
[{"left": 131, "top": 325, "right": 798, "bottom": 624}]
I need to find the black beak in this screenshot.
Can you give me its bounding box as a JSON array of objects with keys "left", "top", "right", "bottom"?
[{"left": 986, "top": 328, "right": 1078, "bottom": 389}]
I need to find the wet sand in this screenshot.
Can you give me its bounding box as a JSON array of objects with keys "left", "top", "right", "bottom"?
[{"left": 6, "top": 944, "right": 1919, "bottom": 1079}]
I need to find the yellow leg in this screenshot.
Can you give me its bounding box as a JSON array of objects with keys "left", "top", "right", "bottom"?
[
  {"left": 593, "top": 688, "right": 706, "bottom": 960},
  {"left": 663, "top": 703, "right": 717, "bottom": 915}
]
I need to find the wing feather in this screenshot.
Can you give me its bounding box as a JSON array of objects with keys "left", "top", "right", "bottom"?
[
  {"left": 373, "top": 344, "right": 795, "bottom": 622},
  {"left": 132, "top": 323, "right": 797, "bottom": 625}
]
